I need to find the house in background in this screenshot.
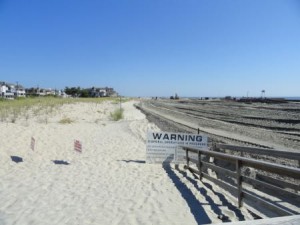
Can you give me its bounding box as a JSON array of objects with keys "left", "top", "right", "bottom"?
[
  {"left": 89, "top": 87, "right": 107, "bottom": 97},
  {"left": 25, "top": 87, "right": 39, "bottom": 96},
  {"left": 55, "top": 89, "right": 69, "bottom": 98},
  {"left": 15, "top": 84, "right": 26, "bottom": 97},
  {"left": 26, "top": 87, "right": 57, "bottom": 96},
  {"left": 38, "top": 88, "right": 55, "bottom": 96},
  {"left": 89, "top": 87, "right": 118, "bottom": 97},
  {"left": 1, "top": 81, "right": 117, "bottom": 99},
  {"left": 0, "top": 82, "right": 25, "bottom": 99},
  {"left": 0, "top": 82, "right": 13, "bottom": 99},
  {"left": 106, "top": 87, "right": 118, "bottom": 97}
]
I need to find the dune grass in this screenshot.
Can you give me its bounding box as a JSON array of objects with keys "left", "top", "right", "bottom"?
[
  {"left": 110, "top": 108, "right": 124, "bottom": 121},
  {"left": 0, "top": 96, "right": 119, "bottom": 123},
  {"left": 59, "top": 117, "right": 74, "bottom": 124},
  {"left": 111, "top": 97, "right": 131, "bottom": 105}
]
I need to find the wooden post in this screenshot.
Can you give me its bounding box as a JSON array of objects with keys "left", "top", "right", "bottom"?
[
  {"left": 186, "top": 149, "right": 189, "bottom": 168},
  {"left": 236, "top": 160, "right": 242, "bottom": 207},
  {"left": 212, "top": 142, "right": 216, "bottom": 151},
  {"left": 198, "top": 151, "right": 202, "bottom": 180}
]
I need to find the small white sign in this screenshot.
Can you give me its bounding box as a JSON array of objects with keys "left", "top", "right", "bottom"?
[
  {"left": 146, "top": 131, "right": 207, "bottom": 164},
  {"left": 31, "top": 137, "right": 35, "bottom": 151},
  {"left": 74, "top": 140, "right": 82, "bottom": 153}
]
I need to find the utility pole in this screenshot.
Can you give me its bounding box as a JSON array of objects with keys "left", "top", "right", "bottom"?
[
  {"left": 261, "top": 90, "right": 265, "bottom": 99},
  {"left": 16, "top": 81, "right": 19, "bottom": 97}
]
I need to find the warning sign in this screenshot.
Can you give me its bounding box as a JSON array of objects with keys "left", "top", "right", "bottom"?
[{"left": 146, "top": 131, "right": 207, "bottom": 164}]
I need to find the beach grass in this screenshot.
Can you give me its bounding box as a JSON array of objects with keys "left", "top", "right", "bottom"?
[
  {"left": 110, "top": 108, "right": 124, "bottom": 121},
  {"left": 59, "top": 117, "right": 74, "bottom": 124},
  {"left": 111, "top": 97, "right": 131, "bottom": 105},
  {"left": 0, "top": 96, "right": 119, "bottom": 123}
]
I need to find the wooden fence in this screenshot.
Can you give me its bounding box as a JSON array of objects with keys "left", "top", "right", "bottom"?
[
  {"left": 181, "top": 145, "right": 300, "bottom": 217},
  {"left": 215, "top": 144, "right": 300, "bottom": 167}
]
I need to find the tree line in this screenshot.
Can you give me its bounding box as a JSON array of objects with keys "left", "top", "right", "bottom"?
[{"left": 64, "top": 87, "right": 89, "bottom": 97}]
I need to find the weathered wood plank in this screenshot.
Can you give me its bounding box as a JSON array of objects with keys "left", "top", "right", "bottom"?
[
  {"left": 256, "top": 174, "right": 300, "bottom": 192},
  {"left": 216, "top": 144, "right": 300, "bottom": 161},
  {"left": 202, "top": 172, "right": 238, "bottom": 198},
  {"left": 198, "top": 151, "right": 203, "bottom": 180},
  {"left": 185, "top": 164, "right": 238, "bottom": 197},
  {"left": 186, "top": 150, "right": 189, "bottom": 167},
  {"left": 242, "top": 190, "right": 295, "bottom": 216},
  {"left": 242, "top": 176, "right": 300, "bottom": 201},
  {"left": 181, "top": 146, "right": 300, "bottom": 179},
  {"left": 187, "top": 157, "right": 198, "bottom": 165},
  {"left": 182, "top": 145, "right": 300, "bottom": 218},
  {"left": 185, "top": 147, "right": 200, "bottom": 154},
  {"left": 201, "top": 161, "right": 237, "bottom": 178},
  {"left": 236, "top": 160, "right": 242, "bottom": 207}
]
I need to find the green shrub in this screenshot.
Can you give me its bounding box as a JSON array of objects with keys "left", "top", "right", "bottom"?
[
  {"left": 110, "top": 108, "right": 124, "bottom": 121},
  {"left": 59, "top": 117, "right": 74, "bottom": 124}
]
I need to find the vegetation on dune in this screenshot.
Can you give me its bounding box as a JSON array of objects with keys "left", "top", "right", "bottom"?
[
  {"left": 0, "top": 96, "right": 121, "bottom": 123},
  {"left": 59, "top": 117, "right": 74, "bottom": 124},
  {"left": 111, "top": 97, "right": 131, "bottom": 105},
  {"left": 110, "top": 108, "right": 124, "bottom": 121}
]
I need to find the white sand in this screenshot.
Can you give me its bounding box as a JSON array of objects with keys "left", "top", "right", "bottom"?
[{"left": 0, "top": 100, "right": 252, "bottom": 225}]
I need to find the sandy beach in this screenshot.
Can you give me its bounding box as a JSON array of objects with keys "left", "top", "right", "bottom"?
[
  {"left": 2, "top": 1, "right": 299, "bottom": 224},
  {"left": 1, "top": 100, "right": 255, "bottom": 225}
]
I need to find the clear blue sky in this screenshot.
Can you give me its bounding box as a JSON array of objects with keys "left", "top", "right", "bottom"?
[{"left": 0, "top": 0, "right": 299, "bottom": 97}]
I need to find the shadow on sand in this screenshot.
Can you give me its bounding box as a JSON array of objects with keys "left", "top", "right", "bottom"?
[
  {"left": 52, "top": 160, "right": 70, "bottom": 165},
  {"left": 11, "top": 156, "right": 23, "bottom": 163},
  {"left": 176, "top": 166, "right": 246, "bottom": 222},
  {"left": 118, "top": 160, "right": 145, "bottom": 164},
  {"left": 162, "top": 162, "right": 212, "bottom": 224}
]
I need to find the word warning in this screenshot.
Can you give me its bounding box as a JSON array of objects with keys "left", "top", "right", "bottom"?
[{"left": 146, "top": 131, "right": 207, "bottom": 164}]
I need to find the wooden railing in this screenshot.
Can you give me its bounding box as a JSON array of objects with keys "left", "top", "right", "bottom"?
[
  {"left": 215, "top": 144, "right": 300, "bottom": 167},
  {"left": 181, "top": 145, "right": 300, "bottom": 217}
]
